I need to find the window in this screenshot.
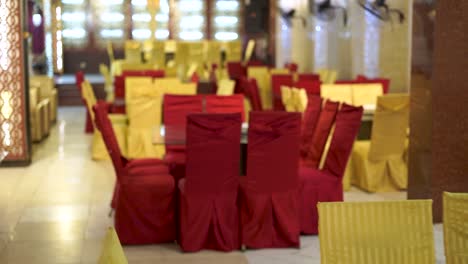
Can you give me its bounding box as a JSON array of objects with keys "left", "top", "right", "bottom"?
[
  {"left": 131, "top": 0, "right": 170, "bottom": 40},
  {"left": 61, "top": 0, "right": 87, "bottom": 47},
  {"left": 91, "top": 0, "right": 127, "bottom": 47},
  {"left": 173, "top": 0, "right": 206, "bottom": 40},
  {"left": 212, "top": 0, "right": 241, "bottom": 41}
]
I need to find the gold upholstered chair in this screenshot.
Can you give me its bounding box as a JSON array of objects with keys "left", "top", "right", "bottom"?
[{"left": 443, "top": 192, "right": 468, "bottom": 264}]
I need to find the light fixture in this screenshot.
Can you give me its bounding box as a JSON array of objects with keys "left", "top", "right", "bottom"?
[{"left": 357, "top": 0, "right": 405, "bottom": 23}]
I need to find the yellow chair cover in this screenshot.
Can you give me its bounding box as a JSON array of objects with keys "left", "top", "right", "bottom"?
[
  {"left": 317, "top": 69, "right": 328, "bottom": 83},
  {"left": 248, "top": 66, "right": 272, "bottom": 109},
  {"left": 351, "top": 94, "right": 409, "bottom": 192},
  {"left": 321, "top": 84, "right": 353, "bottom": 105},
  {"left": 318, "top": 200, "right": 435, "bottom": 264},
  {"left": 326, "top": 70, "right": 337, "bottom": 84},
  {"left": 342, "top": 159, "right": 353, "bottom": 191},
  {"left": 216, "top": 79, "right": 235, "bottom": 96},
  {"left": 205, "top": 40, "right": 222, "bottom": 67},
  {"left": 270, "top": 68, "right": 290, "bottom": 75},
  {"left": 98, "top": 227, "right": 128, "bottom": 264},
  {"left": 154, "top": 77, "right": 182, "bottom": 92},
  {"left": 352, "top": 83, "right": 383, "bottom": 106},
  {"left": 99, "top": 64, "right": 114, "bottom": 102},
  {"left": 243, "top": 39, "right": 255, "bottom": 63},
  {"left": 443, "top": 192, "right": 468, "bottom": 264},
  {"left": 145, "top": 40, "right": 165, "bottom": 68},
  {"left": 124, "top": 40, "right": 142, "bottom": 64},
  {"left": 281, "top": 86, "right": 295, "bottom": 112},
  {"left": 166, "top": 82, "right": 197, "bottom": 95},
  {"left": 106, "top": 41, "right": 115, "bottom": 63},
  {"left": 119, "top": 63, "right": 155, "bottom": 73},
  {"left": 224, "top": 40, "right": 242, "bottom": 62},
  {"left": 126, "top": 80, "right": 164, "bottom": 159},
  {"left": 296, "top": 88, "right": 308, "bottom": 113}
]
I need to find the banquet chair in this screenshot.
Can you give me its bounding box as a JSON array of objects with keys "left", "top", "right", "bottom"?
[
  {"left": 179, "top": 113, "right": 242, "bottom": 252},
  {"left": 296, "top": 89, "right": 308, "bottom": 113},
  {"left": 123, "top": 69, "right": 165, "bottom": 78},
  {"left": 352, "top": 83, "right": 383, "bottom": 106},
  {"left": 300, "top": 103, "right": 363, "bottom": 234},
  {"left": 75, "top": 71, "right": 93, "bottom": 133},
  {"left": 321, "top": 84, "right": 353, "bottom": 105},
  {"left": 146, "top": 40, "right": 165, "bottom": 69},
  {"left": 99, "top": 64, "right": 114, "bottom": 102},
  {"left": 318, "top": 200, "right": 435, "bottom": 263},
  {"left": 284, "top": 62, "right": 298, "bottom": 73},
  {"left": 270, "top": 68, "right": 290, "bottom": 75},
  {"left": 124, "top": 40, "right": 142, "bottom": 64},
  {"left": 206, "top": 94, "right": 246, "bottom": 121},
  {"left": 281, "top": 86, "right": 295, "bottom": 112},
  {"left": 357, "top": 75, "right": 391, "bottom": 94},
  {"left": 300, "top": 96, "right": 323, "bottom": 161},
  {"left": 81, "top": 80, "right": 128, "bottom": 160},
  {"left": 98, "top": 227, "right": 128, "bottom": 264},
  {"left": 245, "top": 78, "right": 263, "bottom": 111},
  {"left": 126, "top": 78, "right": 165, "bottom": 159},
  {"left": 443, "top": 192, "right": 468, "bottom": 264},
  {"left": 294, "top": 80, "right": 321, "bottom": 95},
  {"left": 225, "top": 40, "right": 242, "bottom": 62},
  {"left": 297, "top": 73, "right": 320, "bottom": 82},
  {"left": 216, "top": 79, "right": 235, "bottom": 96},
  {"left": 239, "top": 112, "right": 302, "bottom": 249},
  {"left": 165, "top": 82, "right": 197, "bottom": 95},
  {"left": 205, "top": 40, "right": 222, "bottom": 69},
  {"left": 93, "top": 102, "right": 175, "bottom": 245},
  {"left": 271, "top": 74, "right": 293, "bottom": 111},
  {"left": 248, "top": 66, "right": 272, "bottom": 110},
  {"left": 303, "top": 100, "right": 339, "bottom": 168},
  {"left": 29, "top": 87, "right": 44, "bottom": 142},
  {"left": 351, "top": 94, "right": 410, "bottom": 192},
  {"left": 163, "top": 95, "right": 204, "bottom": 181},
  {"left": 227, "top": 62, "right": 246, "bottom": 80}
]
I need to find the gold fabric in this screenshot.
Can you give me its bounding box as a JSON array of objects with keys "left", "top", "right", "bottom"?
[
  {"left": 318, "top": 200, "right": 435, "bottom": 264},
  {"left": 443, "top": 192, "right": 468, "bottom": 264},
  {"left": 146, "top": 40, "right": 165, "bottom": 68},
  {"left": 269, "top": 68, "right": 290, "bottom": 75},
  {"left": 281, "top": 86, "right": 295, "bottom": 112},
  {"left": 99, "top": 64, "right": 114, "bottom": 102},
  {"left": 316, "top": 69, "right": 338, "bottom": 84},
  {"left": 38, "top": 99, "right": 50, "bottom": 137},
  {"left": 98, "top": 227, "right": 128, "bottom": 264},
  {"left": 243, "top": 40, "right": 255, "bottom": 63},
  {"left": 342, "top": 158, "right": 353, "bottom": 191},
  {"left": 351, "top": 94, "right": 410, "bottom": 192},
  {"left": 205, "top": 40, "right": 222, "bottom": 67},
  {"left": 124, "top": 40, "right": 142, "bottom": 64},
  {"left": 216, "top": 79, "right": 235, "bottom": 96},
  {"left": 119, "top": 62, "right": 155, "bottom": 73},
  {"left": 224, "top": 40, "right": 242, "bottom": 62},
  {"left": 321, "top": 84, "right": 353, "bottom": 104},
  {"left": 290, "top": 87, "right": 308, "bottom": 113},
  {"left": 352, "top": 83, "right": 383, "bottom": 106},
  {"left": 248, "top": 66, "right": 272, "bottom": 109},
  {"left": 50, "top": 89, "right": 58, "bottom": 122},
  {"left": 29, "top": 87, "right": 42, "bottom": 142}
]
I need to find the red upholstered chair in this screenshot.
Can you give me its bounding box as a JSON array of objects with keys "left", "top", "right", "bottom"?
[
  {"left": 284, "top": 62, "right": 298, "bottom": 73},
  {"left": 227, "top": 62, "right": 246, "bottom": 80},
  {"left": 178, "top": 113, "right": 242, "bottom": 252},
  {"left": 205, "top": 94, "right": 245, "bottom": 121},
  {"left": 304, "top": 100, "right": 339, "bottom": 168},
  {"left": 299, "top": 103, "right": 363, "bottom": 234},
  {"left": 298, "top": 73, "right": 320, "bottom": 82},
  {"left": 122, "top": 69, "right": 165, "bottom": 78},
  {"left": 294, "top": 80, "right": 321, "bottom": 95},
  {"left": 93, "top": 102, "right": 175, "bottom": 244},
  {"left": 246, "top": 79, "right": 263, "bottom": 111},
  {"left": 163, "top": 95, "right": 204, "bottom": 180},
  {"left": 114, "top": 75, "right": 125, "bottom": 99},
  {"left": 300, "top": 96, "right": 323, "bottom": 160},
  {"left": 239, "top": 112, "right": 302, "bottom": 249},
  {"left": 360, "top": 78, "right": 390, "bottom": 94},
  {"left": 271, "top": 74, "right": 293, "bottom": 111},
  {"left": 76, "top": 71, "right": 93, "bottom": 133}
]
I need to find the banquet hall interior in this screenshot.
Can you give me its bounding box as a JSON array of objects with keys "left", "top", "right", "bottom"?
[{"left": 0, "top": 0, "right": 467, "bottom": 263}]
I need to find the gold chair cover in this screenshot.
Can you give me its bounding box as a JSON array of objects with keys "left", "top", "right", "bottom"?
[
  {"left": 216, "top": 79, "right": 235, "bottom": 96},
  {"left": 351, "top": 94, "right": 410, "bottom": 192},
  {"left": 281, "top": 86, "right": 295, "bottom": 112},
  {"left": 352, "top": 83, "right": 383, "bottom": 106},
  {"left": 318, "top": 200, "right": 435, "bottom": 264},
  {"left": 98, "top": 227, "right": 128, "bottom": 264},
  {"left": 99, "top": 64, "right": 114, "bottom": 102},
  {"left": 124, "top": 40, "right": 142, "bottom": 64},
  {"left": 321, "top": 84, "right": 353, "bottom": 105},
  {"left": 443, "top": 192, "right": 468, "bottom": 264},
  {"left": 224, "top": 40, "right": 242, "bottom": 63},
  {"left": 248, "top": 66, "right": 272, "bottom": 109}
]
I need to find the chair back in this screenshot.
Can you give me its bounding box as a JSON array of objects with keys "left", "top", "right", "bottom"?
[
  {"left": 352, "top": 83, "right": 383, "bottom": 106},
  {"left": 163, "top": 95, "right": 204, "bottom": 144},
  {"left": 147, "top": 40, "right": 165, "bottom": 68},
  {"left": 321, "top": 84, "right": 353, "bottom": 105},
  {"left": 248, "top": 66, "right": 271, "bottom": 109},
  {"left": 124, "top": 40, "right": 142, "bottom": 63},
  {"left": 81, "top": 80, "right": 97, "bottom": 122},
  {"left": 322, "top": 103, "right": 363, "bottom": 177},
  {"left": 93, "top": 102, "right": 125, "bottom": 176},
  {"left": 369, "top": 94, "right": 409, "bottom": 161},
  {"left": 357, "top": 75, "right": 391, "bottom": 94},
  {"left": 216, "top": 79, "right": 235, "bottom": 96},
  {"left": 280, "top": 86, "right": 294, "bottom": 112},
  {"left": 284, "top": 62, "right": 298, "bottom": 73},
  {"left": 98, "top": 227, "right": 128, "bottom": 264},
  {"left": 306, "top": 100, "right": 339, "bottom": 168},
  {"left": 318, "top": 200, "right": 435, "bottom": 264},
  {"left": 126, "top": 78, "right": 162, "bottom": 128},
  {"left": 227, "top": 62, "right": 245, "bottom": 80},
  {"left": 75, "top": 71, "right": 84, "bottom": 93},
  {"left": 185, "top": 113, "right": 241, "bottom": 195},
  {"left": 123, "top": 70, "right": 165, "bottom": 79},
  {"left": 443, "top": 192, "right": 468, "bottom": 264},
  {"left": 247, "top": 112, "right": 301, "bottom": 192},
  {"left": 298, "top": 73, "right": 320, "bottom": 82},
  {"left": 246, "top": 79, "right": 263, "bottom": 111},
  {"left": 295, "top": 80, "right": 321, "bottom": 95},
  {"left": 271, "top": 74, "right": 293, "bottom": 110},
  {"left": 114, "top": 76, "right": 125, "bottom": 99},
  {"left": 225, "top": 40, "right": 242, "bottom": 62},
  {"left": 106, "top": 42, "right": 115, "bottom": 63},
  {"left": 205, "top": 94, "right": 245, "bottom": 121},
  {"left": 300, "top": 96, "right": 323, "bottom": 159}
]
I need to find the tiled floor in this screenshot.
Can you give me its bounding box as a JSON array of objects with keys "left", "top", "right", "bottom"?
[{"left": 0, "top": 107, "right": 446, "bottom": 263}]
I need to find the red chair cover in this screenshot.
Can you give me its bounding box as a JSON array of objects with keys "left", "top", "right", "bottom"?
[
  {"left": 205, "top": 94, "right": 245, "bottom": 121},
  {"left": 246, "top": 79, "right": 263, "bottom": 111},
  {"left": 179, "top": 113, "right": 241, "bottom": 252},
  {"left": 227, "top": 62, "right": 246, "bottom": 80},
  {"left": 299, "top": 104, "right": 363, "bottom": 234},
  {"left": 163, "top": 95, "right": 204, "bottom": 180},
  {"left": 93, "top": 102, "right": 175, "bottom": 244},
  {"left": 298, "top": 73, "right": 320, "bottom": 82},
  {"left": 305, "top": 100, "right": 339, "bottom": 168},
  {"left": 300, "top": 96, "right": 323, "bottom": 160},
  {"left": 271, "top": 74, "right": 293, "bottom": 111},
  {"left": 294, "top": 80, "right": 321, "bottom": 95},
  {"left": 114, "top": 75, "right": 125, "bottom": 99},
  {"left": 284, "top": 62, "right": 298, "bottom": 73},
  {"left": 239, "top": 112, "right": 301, "bottom": 249},
  {"left": 76, "top": 71, "right": 93, "bottom": 133},
  {"left": 122, "top": 69, "right": 165, "bottom": 78}
]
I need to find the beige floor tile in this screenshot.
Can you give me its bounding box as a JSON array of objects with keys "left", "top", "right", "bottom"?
[
  {"left": 10, "top": 221, "right": 86, "bottom": 241},
  {"left": 19, "top": 205, "right": 89, "bottom": 223},
  {"left": 0, "top": 240, "right": 83, "bottom": 264}
]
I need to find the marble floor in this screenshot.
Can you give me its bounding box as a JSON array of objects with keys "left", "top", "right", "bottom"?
[{"left": 0, "top": 107, "right": 445, "bottom": 263}]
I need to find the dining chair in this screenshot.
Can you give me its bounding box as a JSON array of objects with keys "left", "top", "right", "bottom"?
[
  {"left": 351, "top": 94, "right": 409, "bottom": 192},
  {"left": 300, "top": 95, "right": 323, "bottom": 161},
  {"left": 76, "top": 71, "right": 93, "bottom": 133},
  {"left": 246, "top": 79, "right": 263, "bottom": 111},
  {"left": 357, "top": 75, "right": 391, "bottom": 94},
  {"left": 318, "top": 200, "right": 435, "bottom": 263},
  {"left": 205, "top": 94, "right": 246, "bottom": 121},
  {"left": 300, "top": 103, "right": 363, "bottom": 234},
  {"left": 248, "top": 66, "right": 271, "bottom": 109},
  {"left": 224, "top": 40, "right": 242, "bottom": 62},
  {"left": 179, "top": 113, "right": 242, "bottom": 252},
  {"left": 93, "top": 102, "right": 175, "bottom": 244},
  {"left": 294, "top": 80, "right": 321, "bottom": 96},
  {"left": 443, "top": 192, "right": 468, "bottom": 264},
  {"left": 239, "top": 111, "right": 301, "bottom": 249},
  {"left": 271, "top": 74, "right": 293, "bottom": 111},
  {"left": 98, "top": 227, "right": 128, "bottom": 264},
  {"left": 321, "top": 84, "right": 353, "bottom": 105},
  {"left": 352, "top": 83, "right": 383, "bottom": 106},
  {"left": 216, "top": 79, "right": 236, "bottom": 96},
  {"left": 124, "top": 40, "right": 142, "bottom": 64},
  {"left": 297, "top": 73, "right": 320, "bottom": 82}
]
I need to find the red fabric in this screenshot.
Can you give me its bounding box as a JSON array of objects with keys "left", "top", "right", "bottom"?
[
  {"left": 300, "top": 96, "right": 323, "bottom": 160},
  {"left": 114, "top": 75, "right": 125, "bottom": 99},
  {"left": 162, "top": 95, "right": 204, "bottom": 180},
  {"left": 284, "top": 63, "right": 298, "bottom": 73},
  {"left": 298, "top": 73, "right": 320, "bottom": 82},
  {"left": 93, "top": 102, "right": 175, "bottom": 244},
  {"left": 227, "top": 62, "right": 246, "bottom": 80},
  {"left": 205, "top": 94, "right": 245, "bottom": 121},
  {"left": 246, "top": 79, "right": 263, "bottom": 111},
  {"left": 271, "top": 74, "right": 293, "bottom": 111},
  {"left": 305, "top": 100, "right": 339, "bottom": 168},
  {"left": 239, "top": 112, "right": 301, "bottom": 249},
  {"left": 122, "top": 70, "right": 165, "bottom": 78},
  {"left": 179, "top": 113, "right": 242, "bottom": 252},
  {"left": 299, "top": 104, "right": 363, "bottom": 235},
  {"left": 75, "top": 71, "right": 93, "bottom": 133},
  {"left": 294, "top": 80, "right": 321, "bottom": 95}
]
